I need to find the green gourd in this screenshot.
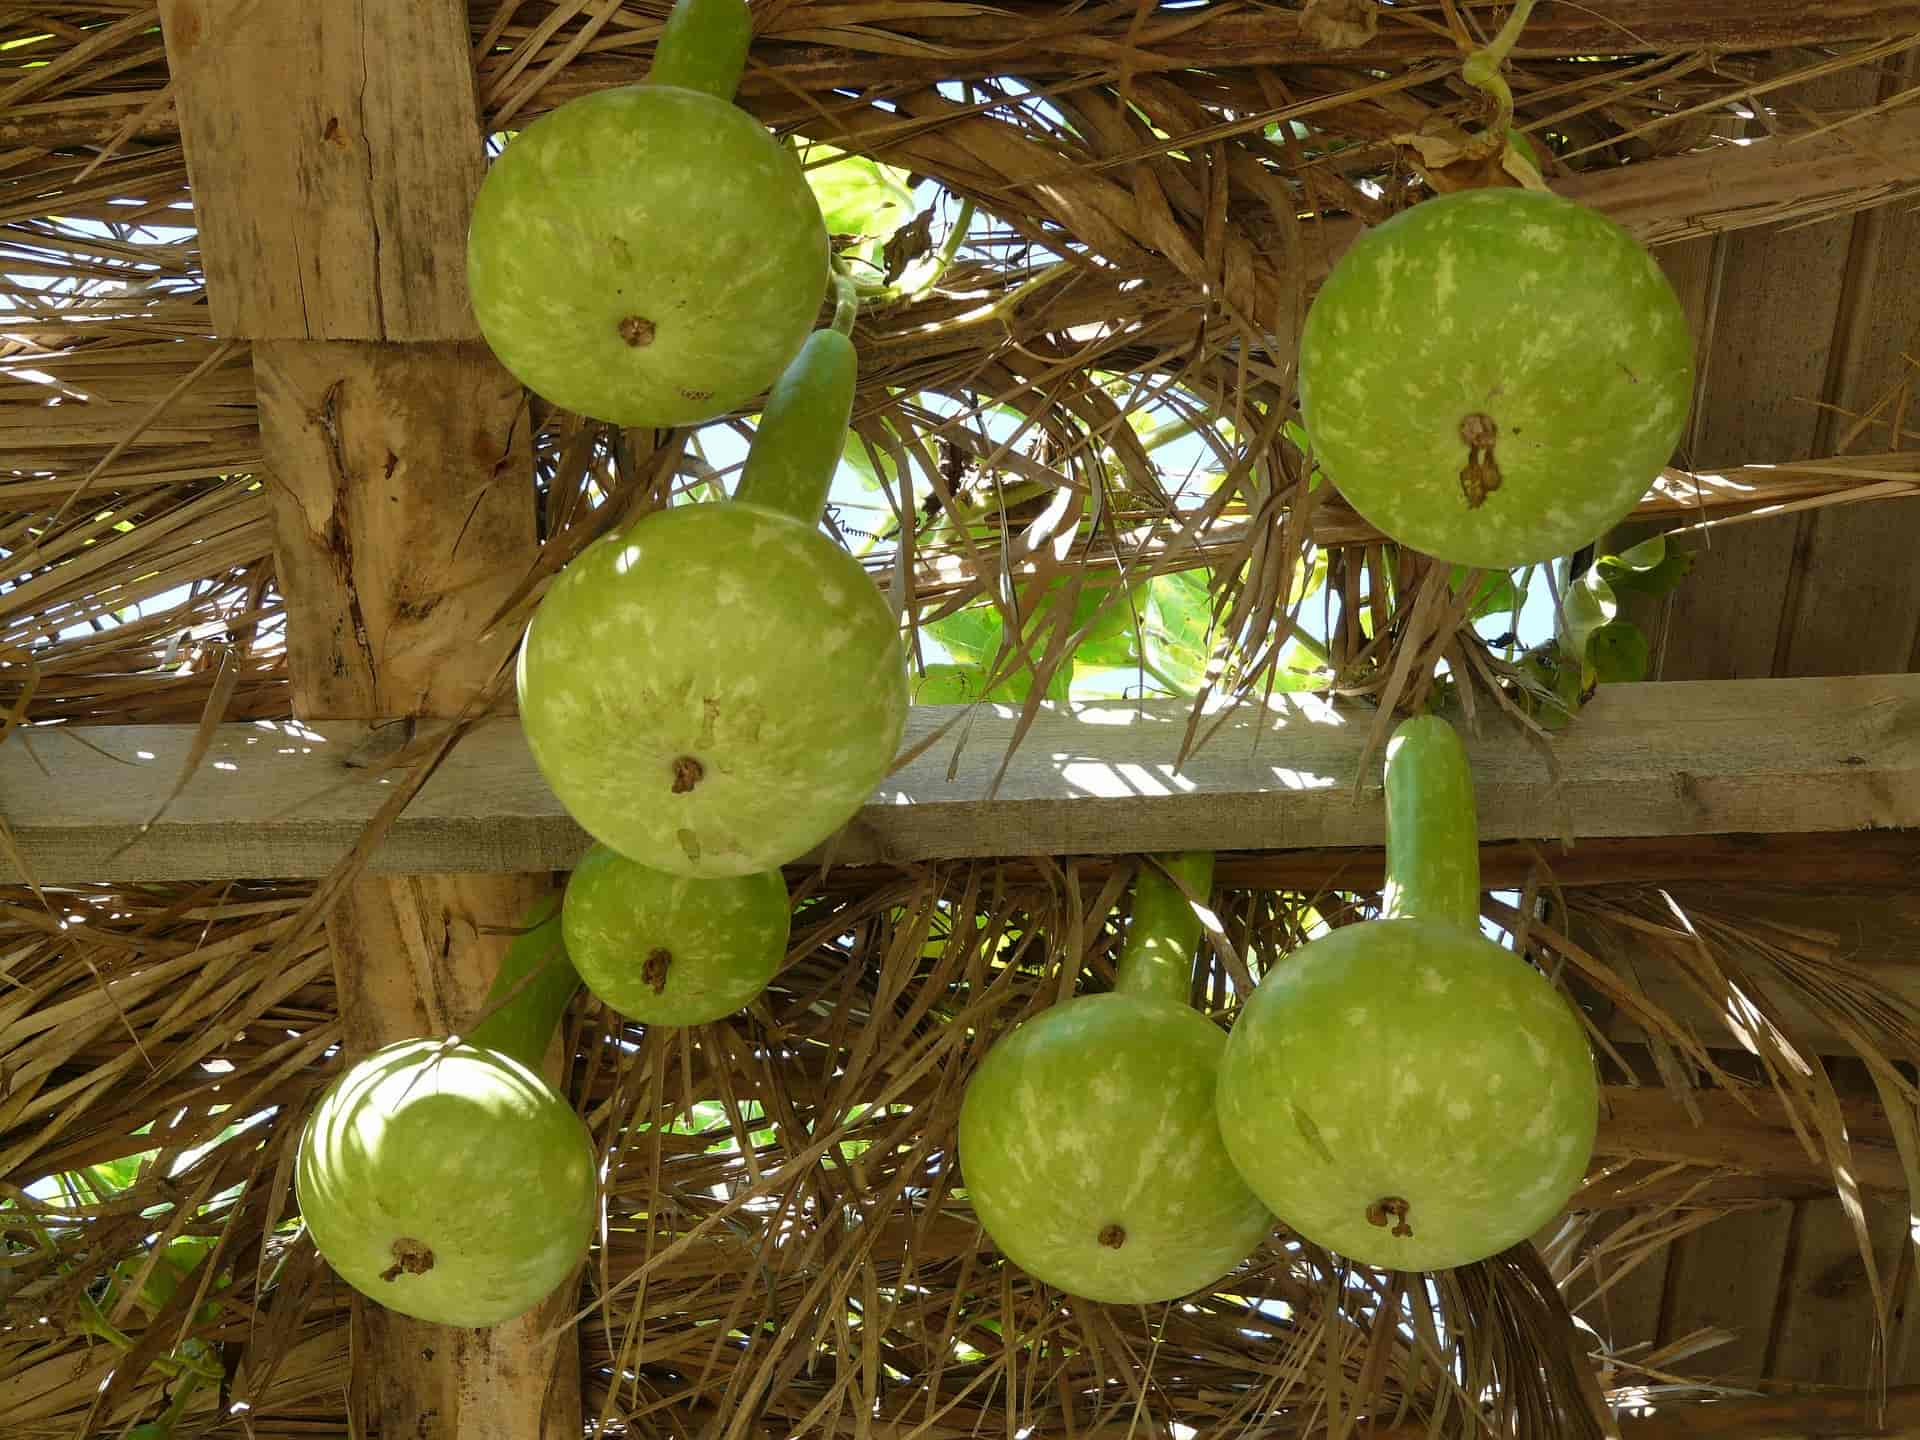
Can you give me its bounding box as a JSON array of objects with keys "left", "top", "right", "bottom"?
[
  {"left": 466, "top": 0, "right": 828, "bottom": 428},
  {"left": 959, "top": 854, "right": 1273, "bottom": 1303},
  {"left": 562, "top": 843, "right": 790, "bottom": 1025},
  {"left": 1216, "top": 716, "right": 1598, "bottom": 1271},
  {"left": 517, "top": 284, "right": 907, "bottom": 878},
  {"left": 296, "top": 897, "right": 596, "bottom": 1327},
  {"left": 1297, "top": 188, "right": 1693, "bottom": 569}
]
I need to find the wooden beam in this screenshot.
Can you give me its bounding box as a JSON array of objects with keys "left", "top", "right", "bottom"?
[
  {"left": 1353, "top": 1385, "right": 1920, "bottom": 1438},
  {"left": 157, "top": 2, "right": 580, "bottom": 1437},
  {"left": 6, "top": 674, "right": 1919, "bottom": 882},
  {"left": 1593, "top": 1087, "right": 1905, "bottom": 1195},
  {"left": 159, "top": 1, "right": 485, "bottom": 341}
]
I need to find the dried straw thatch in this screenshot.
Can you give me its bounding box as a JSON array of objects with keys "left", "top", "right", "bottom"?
[{"left": 4, "top": 3, "right": 1920, "bottom": 1438}]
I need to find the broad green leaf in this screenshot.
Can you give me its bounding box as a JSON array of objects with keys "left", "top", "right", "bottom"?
[
  {"left": 1450, "top": 565, "right": 1522, "bottom": 620},
  {"left": 1561, "top": 569, "right": 1617, "bottom": 682},
  {"left": 1597, "top": 535, "right": 1693, "bottom": 597},
  {"left": 1142, "top": 569, "right": 1217, "bottom": 695},
  {"left": 925, "top": 602, "right": 1002, "bottom": 667},
  {"left": 1517, "top": 647, "right": 1583, "bottom": 731},
  {"left": 914, "top": 663, "right": 982, "bottom": 704},
  {"left": 803, "top": 148, "right": 916, "bottom": 250},
  {"left": 840, "top": 430, "right": 896, "bottom": 493},
  {"left": 1587, "top": 620, "right": 1650, "bottom": 684}
]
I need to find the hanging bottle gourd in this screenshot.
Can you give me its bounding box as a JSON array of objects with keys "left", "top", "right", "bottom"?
[
  {"left": 466, "top": 0, "right": 828, "bottom": 428},
  {"left": 562, "top": 842, "right": 790, "bottom": 1025},
  {"left": 1216, "top": 717, "right": 1598, "bottom": 1272},
  {"left": 1295, "top": 0, "right": 1693, "bottom": 569},
  {"left": 296, "top": 897, "right": 597, "bottom": 1326},
  {"left": 959, "top": 854, "right": 1273, "bottom": 1303},
  {"left": 518, "top": 277, "right": 908, "bottom": 877}
]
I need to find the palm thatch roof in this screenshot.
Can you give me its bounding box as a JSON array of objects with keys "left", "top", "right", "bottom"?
[{"left": 4, "top": 4, "right": 1920, "bottom": 1438}]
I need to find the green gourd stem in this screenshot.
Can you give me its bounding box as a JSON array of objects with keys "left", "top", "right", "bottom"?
[
  {"left": 1114, "top": 852, "right": 1216, "bottom": 1007},
  {"left": 1460, "top": 0, "right": 1536, "bottom": 145},
  {"left": 1380, "top": 715, "right": 1482, "bottom": 929},
  {"left": 831, "top": 269, "right": 859, "bottom": 337},
  {"left": 734, "top": 322, "right": 858, "bottom": 524},
  {"left": 466, "top": 895, "right": 580, "bottom": 1073},
  {"left": 647, "top": 0, "right": 752, "bottom": 100}
]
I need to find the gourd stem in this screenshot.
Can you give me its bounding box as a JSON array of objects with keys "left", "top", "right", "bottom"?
[
  {"left": 734, "top": 323, "right": 858, "bottom": 525},
  {"left": 466, "top": 895, "right": 581, "bottom": 1073},
  {"left": 647, "top": 0, "right": 752, "bottom": 100},
  {"left": 1380, "top": 716, "right": 1482, "bottom": 928},
  {"left": 1460, "top": 0, "right": 1536, "bottom": 147},
  {"left": 831, "top": 270, "right": 859, "bottom": 337},
  {"left": 1114, "top": 852, "right": 1215, "bottom": 1007}
]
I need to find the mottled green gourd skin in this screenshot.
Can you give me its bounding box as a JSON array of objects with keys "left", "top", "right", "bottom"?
[
  {"left": 563, "top": 843, "right": 790, "bottom": 1025},
  {"left": 296, "top": 902, "right": 596, "bottom": 1327},
  {"left": 1216, "top": 718, "right": 1599, "bottom": 1272},
  {"left": 517, "top": 503, "right": 908, "bottom": 877},
  {"left": 1299, "top": 188, "right": 1693, "bottom": 569},
  {"left": 959, "top": 856, "right": 1273, "bottom": 1303},
  {"left": 297, "top": 1041, "right": 596, "bottom": 1326},
  {"left": 466, "top": 85, "right": 828, "bottom": 428}
]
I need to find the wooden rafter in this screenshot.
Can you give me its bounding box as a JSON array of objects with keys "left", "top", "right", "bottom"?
[
  {"left": 155, "top": 2, "right": 581, "bottom": 1436},
  {"left": 7, "top": 674, "right": 1919, "bottom": 883}
]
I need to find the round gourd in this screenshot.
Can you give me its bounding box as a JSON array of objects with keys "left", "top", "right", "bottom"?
[
  {"left": 1216, "top": 717, "right": 1598, "bottom": 1271},
  {"left": 563, "top": 843, "right": 790, "bottom": 1025},
  {"left": 1298, "top": 188, "right": 1693, "bottom": 569},
  {"left": 296, "top": 900, "right": 596, "bottom": 1327},
  {"left": 466, "top": 0, "right": 827, "bottom": 428},
  {"left": 518, "top": 306, "right": 906, "bottom": 878},
  {"left": 959, "top": 855, "right": 1273, "bottom": 1303}
]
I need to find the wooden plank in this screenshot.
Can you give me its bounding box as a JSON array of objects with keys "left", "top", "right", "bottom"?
[
  {"left": 159, "top": 3, "right": 582, "bottom": 1437},
  {"left": 1357, "top": 1385, "right": 1920, "bottom": 1439},
  {"left": 1657, "top": 1201, "right": 1796, "bottom": 1383},
  {"left": 1763, "top": 55, "right": 1920, "bottom": 680},
  {"left": 254, "top": 340, "right": 531, "bottom": 715},
  {"left": 918, "top": 832, "right": 1920, "bottom": 898},
  {"left": 1618, "top": 69, "right": 1887, "bottom": 682},
  {"left": 1577, "top": 1211, "right": 1674, "bottom": 1363},
  {"left": 1597, "top": 886, "right": 1920, "bottom": 1058},
  {"left": 1595, "top": 1088, "right": 1906, "bottom": 1196},
  {"left": 157, "top": 0, "right": 485, "bottom": 341},
  {"left": 1769, "top": 1197, "right": 1912, "bottom": 1385},
  {"left": 7, "top": 673, "right": 1920, "bottom": 881}
]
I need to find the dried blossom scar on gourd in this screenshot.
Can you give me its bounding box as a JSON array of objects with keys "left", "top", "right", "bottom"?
[
  {"left": 517, "top": 277, "right": 907, "bottom": 879},
  {"left": 960, "top": 853, "right": 1273, "bottom": 1304},
  {"left": 1216, "top": 716, "right": 1598, "bottom": 1272},
  {"left": 466, "top": 0, "right": 828, "bottom": 429},
  {"left": 1296, "top": 186, "right": 1693, "bottom": 571},
  {"left": 296, "top": 898, "right": 596, "bottom": 1327}
]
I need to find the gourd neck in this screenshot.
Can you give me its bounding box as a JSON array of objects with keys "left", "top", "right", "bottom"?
[
  {"left": 734, "top": 275, "right": 860, "bottom": 525},
  {"left": 647, "top": 0, "right": 752, "bottom": 100},
  {"left": 466, "top": 895, "right": 580, "bottom": 1073},
  {"left": 1380, "top": 715, "right": 1481, "bottom": 929},
  {"left": 1114, "top": 852, "right": 1215, "bottom": 1007}
]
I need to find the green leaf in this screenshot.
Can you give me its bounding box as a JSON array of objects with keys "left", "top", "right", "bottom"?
[
  {"left": 1597, "top": 535, "right": 1693, "bottom": 597},
  {"left": 925, "top": 602, "right": 1002, "bottom": 668},
  {"left": 913, "top": 663, "right": 984, "bottom": 705},
  {"left": 1450, "top": 566, "right": 1522, "bottom": 620},
  {"left": 1561, "top": 569, "right": 1617, "bottom": 683},
  {"left": 1142, "top": 569, "right": 1216, "bottom": 695},
  {"left": 804, "top": 148, "right": 917, "bottom": 253},
  {"left": 1587, "top": 621, "right": 1650, "bottom": 684}
]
